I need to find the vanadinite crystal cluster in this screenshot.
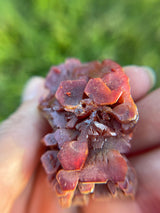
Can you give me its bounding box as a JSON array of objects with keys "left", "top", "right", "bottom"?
[{"left": 39, "top": 59, "right": 139, "bottom": 208}]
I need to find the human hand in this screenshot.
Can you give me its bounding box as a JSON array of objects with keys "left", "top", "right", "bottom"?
[{"left": 0, "top": 66, "right": 159, "bottom": 213}]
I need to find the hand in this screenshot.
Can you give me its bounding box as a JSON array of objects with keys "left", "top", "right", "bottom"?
[{"left": 0, "top": 66, "right": 159, "bottom": 213}]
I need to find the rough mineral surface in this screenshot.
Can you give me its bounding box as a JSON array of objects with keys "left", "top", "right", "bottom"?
[{"left": 39, "top": 58, "right": 138, "bottom": 208}]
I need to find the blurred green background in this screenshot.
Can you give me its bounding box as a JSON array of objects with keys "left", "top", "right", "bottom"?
[{"left": 0, "top": 0, "right": 160, "bottom": 121}]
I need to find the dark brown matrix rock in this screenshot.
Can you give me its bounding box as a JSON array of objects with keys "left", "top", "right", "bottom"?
[{"left": 39, "top": 58, "right": 139, "bottom": 208}]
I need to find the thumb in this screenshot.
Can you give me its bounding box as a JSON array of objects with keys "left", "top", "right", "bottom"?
[{"left": 0, "top": 77, "right": 48, "bottom": 213}]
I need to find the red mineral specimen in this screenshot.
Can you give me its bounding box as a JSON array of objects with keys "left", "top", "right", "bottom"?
[{"left": 39, "top": 58, "right": 138, "bottom": 208}]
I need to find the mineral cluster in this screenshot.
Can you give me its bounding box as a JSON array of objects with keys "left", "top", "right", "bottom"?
[{"left": 39, "top": 59, "right": 138, "bottom": 208}]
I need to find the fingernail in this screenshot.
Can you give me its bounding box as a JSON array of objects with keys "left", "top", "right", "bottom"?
[
  {"left": 141, "top": 66, "right": 156, "bottom": 88},
  {"left": 22, "top": 77, "right": 46, "bottom": 102}
]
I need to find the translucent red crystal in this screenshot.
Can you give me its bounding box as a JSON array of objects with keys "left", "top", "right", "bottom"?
[
  {"left": 55, "top": 79, "right": 87, "bottom": 107},
  {"left": 84, "top": 78, "right": 122, "bottom": 105},
  {"left": 57, "top": 140, "right": 88, "bottom": 170},
  {"left": 39, "top": 58, "right": 138, "bottom": 208}
]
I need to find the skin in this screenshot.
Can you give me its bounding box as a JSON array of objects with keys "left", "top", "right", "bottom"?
[{"left": 0, "top": 66, "right": 159, "bottom": 213}]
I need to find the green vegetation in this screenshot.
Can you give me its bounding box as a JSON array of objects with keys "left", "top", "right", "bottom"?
[{"left": 0, "top": 0, "right": 160, "bottom": 120}]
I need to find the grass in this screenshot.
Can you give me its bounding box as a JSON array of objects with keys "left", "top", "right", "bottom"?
[{"left": 0, "top": 0, "right": 160, "bottom": 120}]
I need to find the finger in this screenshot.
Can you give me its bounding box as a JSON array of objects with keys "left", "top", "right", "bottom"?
[
  {"left": 22, "top": 76, "right": 49, "bottom": 102},
  {"left": 0, "top": 77, "right": 49, "bottom": 213},
  {"left": 10, "top": 175, "right": 35, "bottom": 213},
  {"left": 130, "top": 148, "right": 160, "bottom": 213},
  {"left": 131, "top": 88, "right": 160, "bottom": 153},
  {"left": 83, "top": 199, "right": 141, "bottom": 213},
  {"left": 123, "top": 66, "right": 155, "bottom": 101}
]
